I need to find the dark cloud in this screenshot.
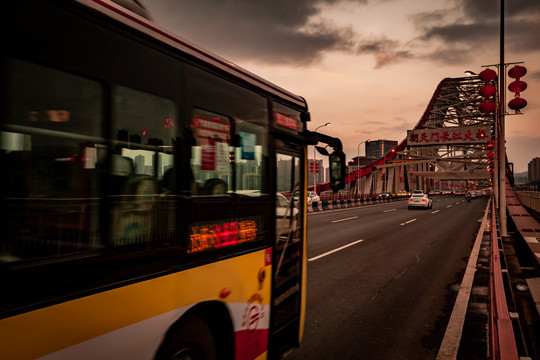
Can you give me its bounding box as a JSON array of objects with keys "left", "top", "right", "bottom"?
[
  {"left": 357, "top": 37, "right": 413, "bottom": 68},
  {"left": 411, "top": 0, "right": 540, "bottom": 66},
  {"left": 462, "top": 0, "right": 540, "bottom": 19},
  {"left": 144, "top": 0, "right": 539, "bottom": 69},
  {"left": 144, "top": 0, "right": 407, "bottom": 68},
  {"left": 529, "top": 71, "right": 540, "bottom": 81}
]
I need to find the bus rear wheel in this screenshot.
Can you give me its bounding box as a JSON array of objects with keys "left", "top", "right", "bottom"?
[{"left": 157, "top": 315, "right": 217, "bottom": 360}]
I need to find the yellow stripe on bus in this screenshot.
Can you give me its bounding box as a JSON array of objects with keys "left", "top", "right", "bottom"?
[{"left": 0, "top": 250, "right": 270, "bottom": 360}]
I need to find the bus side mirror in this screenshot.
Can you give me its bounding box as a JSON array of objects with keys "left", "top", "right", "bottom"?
[{"left": 329, "top": 151, "right": 346, "bottom": 192}]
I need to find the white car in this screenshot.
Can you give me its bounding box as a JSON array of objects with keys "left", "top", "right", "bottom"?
[
  {"left": 277, "top": 193, "right": 299, "bottom": 236},
  {"left": 408, "top": 193, "right": 433, "bottom": 209},
  {"left": 307, "top": 191, "right": 321, "bottom": 204}
]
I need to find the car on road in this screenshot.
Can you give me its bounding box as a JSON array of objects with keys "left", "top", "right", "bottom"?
[
  {"left": 307, "top": 191, "right": 320, "bottom": 204},
  {"left": 408, "top": 193, "right": 433, "bottom": 209},
  {"left": 378, "top": 191, "right": 391, "bottom": 199}
]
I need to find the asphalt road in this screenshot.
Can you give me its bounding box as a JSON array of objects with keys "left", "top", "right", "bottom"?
[{"left": 288, "top": 195, "right": 489, "bottom": 360}]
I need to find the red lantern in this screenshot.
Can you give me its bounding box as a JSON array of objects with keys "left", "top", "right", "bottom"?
[
  {"left": 479, "top": 100, "right": 496, "bottom": 114},
  {"left": 479, "top": 68, "right": 497, "bottom": 82},
  {"left": 508, "top": 65, "right": 527, "bottom": 79},
  {"left": 487, "top": 151, "right": 494, "bottom": 160},
  {"left": 508, "top": 80, "right": 527, "bottom": 93},
  {"left": 508, "top": 97, "right": 527, "bottom": 111},
  {"left": 479, "top": 84, "right": 496, "bottom": 98}
]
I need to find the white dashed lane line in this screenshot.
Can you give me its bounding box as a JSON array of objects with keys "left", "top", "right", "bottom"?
[
  {"left": 331, "top": 216, "right": 358, "bottom": 223},
  {"left": 308, "top": 239, "right": 365, "bottom": 261},
  {"left": 400, "top": 219, "right": 417, "bottom": 226}
]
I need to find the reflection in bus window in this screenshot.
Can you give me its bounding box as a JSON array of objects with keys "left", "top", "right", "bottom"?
[
  {"left": 235, "top": 119, "right": 265, "bottom": 195},
  {"left": 2, "top": 58, "right": 103, "bottom": 262},
  {"left": 190, "top": 109, "right": 232, "bottom": 195},
  {"left": 110, "top": 86, "right": 177, "bottom": 248},
  {"left": 190, "top": 109, "right": 266, "bottom": 196},
  {"left": 273, "top": 152, "right": 302, "bottom": 335}
]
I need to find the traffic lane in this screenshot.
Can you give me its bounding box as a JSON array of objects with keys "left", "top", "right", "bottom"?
[
  {"left": 306, "top": 196, "right": 469, "bottom": 260},
  {"left": 306, "top": 196, "right": 477, "bottom": 293},
  {"left": 306, "top": 195, "right": 483, "bottom": 293},
  {"left": 298, "top": 198, "right": 487, "bottom": 359},
  {"left": 292, "top": 198, "right": 488, "bottom": 359}
]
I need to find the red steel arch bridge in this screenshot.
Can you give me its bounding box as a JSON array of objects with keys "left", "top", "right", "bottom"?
[{"left": 314, "top": 75, "right": 501, "bottom": 195}]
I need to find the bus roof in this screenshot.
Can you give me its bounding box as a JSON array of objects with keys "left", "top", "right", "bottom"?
[{"left": 77, "top": 0, "right": 308, "bottom": 109}]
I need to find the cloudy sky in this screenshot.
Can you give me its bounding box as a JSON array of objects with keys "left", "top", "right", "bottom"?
[{"left": 143, "top": 0, "right": 539, "bottom": 173}]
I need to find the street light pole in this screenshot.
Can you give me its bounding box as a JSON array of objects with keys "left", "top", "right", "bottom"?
[
  {"left": 313, "top": 123, "right": 330, "bottom": 194},
  {"left": 498, "top": 0, "right": 508, "bottom": 237}
]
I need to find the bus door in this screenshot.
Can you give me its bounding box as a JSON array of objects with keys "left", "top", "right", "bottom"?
[{"left": 270, "top": 144, "right": 304, "bottom": 358}]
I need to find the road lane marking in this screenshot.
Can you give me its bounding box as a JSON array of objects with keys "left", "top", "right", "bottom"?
[
  {"left": 400, "top": 219, "right": 417, "bottom": 226},
  {"left": 446, "top": 205, "right": 453, "bottom": 208},
  {"left": 384, "top": 209, "right": 397, "bottom": 213},
  {"left": 331, "top": 216, "right": 358, "bottom": 223},
  {"left": 456, "top": 202, "right": 460, "bottom": 205},
  {"left": 308, "top": 239, "right": 364, "bottom": 262},
  {"left": 432, "top": 210, "right": 440, "bottom": 214}
]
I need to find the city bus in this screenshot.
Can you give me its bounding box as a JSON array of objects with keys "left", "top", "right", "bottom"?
[{"left": 0, "top": 1, "right": 345, "bottom": 359}]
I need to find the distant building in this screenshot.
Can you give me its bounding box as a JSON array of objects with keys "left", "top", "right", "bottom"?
[
  {"left": 366, "top": 140, "right": 398, "bottom": 159},
  {"left": 347, "top": 156, "right": 378, "bottom": 174},
  {"left": 529, "top": 157, "right": 540, "bottom": 183}
]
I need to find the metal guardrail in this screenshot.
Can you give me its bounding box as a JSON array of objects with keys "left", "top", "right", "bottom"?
[
  {"left": 515, "top": 191, "right": 540, "bottom": 213},
  {"left": 489, "top": 198, "right": 520, "bottom": 360}
]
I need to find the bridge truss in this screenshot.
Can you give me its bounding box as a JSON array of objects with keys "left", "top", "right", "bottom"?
[{"left": 346, "top": 75, "right": 495, "bottom": 195}]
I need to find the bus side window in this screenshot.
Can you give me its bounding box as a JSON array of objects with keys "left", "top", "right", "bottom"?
[
  {"left": 2, "top": 58, "right": 104, "bottom": 262},
  {"left": 110, "top": 86, "right": 177, "bottom": 248},
  {"left": 190, "top": 109, "right": 232, "bottom": 196},
  {"left": 234, "top": 120, "right": 265, "bottom": 196},
  {"left": 189, "top": 109, "right": 266, "bottom": 197}
]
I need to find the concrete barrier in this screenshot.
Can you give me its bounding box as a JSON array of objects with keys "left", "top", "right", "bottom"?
[
  {"left": 307, "top": 194, "right": 408, "bottom": 213},
  {"left": 322, "top": 199, "right": 329, "bottom": 211}
]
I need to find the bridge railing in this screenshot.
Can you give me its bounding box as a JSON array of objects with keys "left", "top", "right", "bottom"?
[
  {"left": 514, "top": 191, "right": 540, "bottom": 214},
  {"left": 489, "top": 197, "right": 520, "bottom": 360}
]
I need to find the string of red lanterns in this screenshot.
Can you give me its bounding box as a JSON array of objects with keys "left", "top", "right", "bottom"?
[
  {"left": 507, "top": 65, "right": 527, "bottom": 113},
  {"left": 478, "top": 68, "right": 497, "bottom": 115}
]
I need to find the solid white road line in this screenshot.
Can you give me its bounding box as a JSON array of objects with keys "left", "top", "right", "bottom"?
[
  {"left": 384, "top": 209, "right": 397, "bottom": 213},
  {"left": 436, "top": 198, "right": 491, "bottom": 359},
  {"left": 308, "top": 239, "right": 364, "bottom": 262},
  {"left": 331, "top": 216, "right": 358, "bottom": 223}
]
